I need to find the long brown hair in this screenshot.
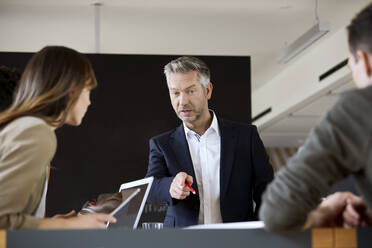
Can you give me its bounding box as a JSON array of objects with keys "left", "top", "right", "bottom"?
[{"left": 0, "top": 46, "right": 97, "bottom": 128}]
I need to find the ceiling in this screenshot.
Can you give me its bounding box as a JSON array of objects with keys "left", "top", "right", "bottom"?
[
  {"left": 260, "top": 74, "right": 356, "bottom": 147},
  {"left": 0, "top": 0, "right": 370, "bottom": 90}
]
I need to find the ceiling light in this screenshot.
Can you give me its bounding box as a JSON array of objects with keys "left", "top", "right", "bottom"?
[
  {"left": 277, "top": 22, "right": 329, "bottom": 64},
  {"left": 277, "top": 0, "right": 329, "bottom": 64}
]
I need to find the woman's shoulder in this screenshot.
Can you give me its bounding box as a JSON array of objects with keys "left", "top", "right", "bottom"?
[
  {"left": 1, "top": 116, "right": 56, "bottom": 148},
  {"left": 3, "top": 116, "right": 51, "bottom": 133},
  {"left": 10, "top": 116, "right": 48, "bottom": 126}
]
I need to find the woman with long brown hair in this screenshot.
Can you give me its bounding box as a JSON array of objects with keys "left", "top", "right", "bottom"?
[{"left": 0, "top": 46, "right": 116, "bottom": 229}]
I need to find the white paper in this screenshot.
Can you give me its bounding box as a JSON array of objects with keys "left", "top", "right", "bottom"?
[{"left": 185, "top": 221, "right": 265, "bottom": 229}]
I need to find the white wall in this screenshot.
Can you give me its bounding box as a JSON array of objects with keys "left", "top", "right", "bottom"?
[
  {"left": 0, "top": 5, "right": 95, "bottom": 52},
  {"left": 0, "top": 3, "right": 288, "bottom": 93},
  {"left": 0, "top": 4, "right": 259, "bottom": 55}
]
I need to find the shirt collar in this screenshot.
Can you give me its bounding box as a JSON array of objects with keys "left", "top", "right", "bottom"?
[{"left": 183, "top": 110, "right": 220, "bottom": 138}]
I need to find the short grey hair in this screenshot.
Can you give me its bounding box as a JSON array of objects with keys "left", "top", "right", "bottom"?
[{"left": 164, "top": 56, "right": 210, "bottom": 88}]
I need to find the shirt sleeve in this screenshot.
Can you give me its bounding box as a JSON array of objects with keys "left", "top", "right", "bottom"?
[
  {"left": 0, "top": 121, "right": 56, "bottom": 229},
  {"left": 259, "top": 89, "right": 372, "bottom": 232}
]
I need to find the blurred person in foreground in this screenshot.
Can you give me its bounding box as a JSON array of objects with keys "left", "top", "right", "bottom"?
[{"left": 260, "top": 3, "right": 372, "bottom": 232}]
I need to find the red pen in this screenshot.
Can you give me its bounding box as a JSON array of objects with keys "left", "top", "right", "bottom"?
[{"left": 185, "top": 183, "right": 196, "bottom": 194}]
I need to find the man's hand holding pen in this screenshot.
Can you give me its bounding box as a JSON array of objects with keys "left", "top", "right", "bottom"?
[{"left": 170, "top": 172, "right": 196, "bottom": 200}]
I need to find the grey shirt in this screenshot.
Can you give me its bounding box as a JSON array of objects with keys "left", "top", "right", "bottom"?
[{"left": 259, "top": 86, "right": 372, "bottom": 232}]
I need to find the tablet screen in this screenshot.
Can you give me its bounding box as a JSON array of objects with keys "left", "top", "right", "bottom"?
[{"left": 108, "top": 183, "right": 149, "bottom": 228}]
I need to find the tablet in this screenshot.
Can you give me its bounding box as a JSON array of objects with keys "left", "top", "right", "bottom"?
[
  {"left": 107, "top": 177, "right": 154, "bottom": 229},
  {"left": 109, "top": 188, "right": 141, "bottom": 216}
]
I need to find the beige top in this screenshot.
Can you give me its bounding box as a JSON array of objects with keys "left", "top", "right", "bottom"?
[{"left": 0, "top": 116, "right": 56, "bottom": 229}]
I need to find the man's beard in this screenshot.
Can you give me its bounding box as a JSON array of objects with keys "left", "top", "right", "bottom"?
[{"left": 177, "top": 108, "right": 202, "bottom": 123}]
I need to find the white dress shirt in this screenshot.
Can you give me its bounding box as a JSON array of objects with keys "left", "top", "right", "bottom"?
[
  {"left": 35, "top": 166, "right": 49, "bottom": 218},
  {"left": 183, "top": 111, "right": 222, "bottom": 224}
]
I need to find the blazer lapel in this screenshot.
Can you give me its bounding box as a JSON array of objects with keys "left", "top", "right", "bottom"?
[
  {"left": 169, "top": 124, "right": 199, "bottom": 194},
  {"left": 219, "top": 118, "right": 238, "bottom": 200}
]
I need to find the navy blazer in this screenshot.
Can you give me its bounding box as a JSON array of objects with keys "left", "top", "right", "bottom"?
[{"left": 146, "top": 117, "right": 273, "bottom": 228}]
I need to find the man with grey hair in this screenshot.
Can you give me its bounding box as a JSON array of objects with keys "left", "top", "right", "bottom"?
[{"left": 146, "top": 56, "right": 273, "bottom": 228}]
